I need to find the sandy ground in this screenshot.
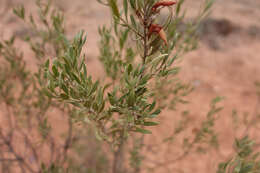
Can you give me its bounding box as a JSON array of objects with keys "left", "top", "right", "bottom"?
[{"left": 1, "top": 0, "right": 260, "bottom": 172}]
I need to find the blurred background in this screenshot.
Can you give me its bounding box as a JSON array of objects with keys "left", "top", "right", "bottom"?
[{"left": 0, "top": 0, "right": 260, "bottom": 172}]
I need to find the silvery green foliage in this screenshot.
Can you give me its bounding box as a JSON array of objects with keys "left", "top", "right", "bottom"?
[
  {"left": 4, "top": 0, "right": 260, "bottom": 173},
  {"left": 0, "top": 1, "right": 108, "bottom": 172},
  {"left": 45, "top": 0, "right": 214, "bottom": 139},
  {"left": 10, "top": 0, "right": 219, "bottom": 172},
  {"left": 217, "top": 136, "right": 260, "bottom": 173},
  {"left": 44, "top": 30, "right": 161, "bottom": 141},
  {"left": 44, "top": 0, "right": 215, "bottom": 172}
]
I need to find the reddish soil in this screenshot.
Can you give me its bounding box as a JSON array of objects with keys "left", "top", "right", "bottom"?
[{"left": 1, "top": 0, "right": 260, "bottom": 172}]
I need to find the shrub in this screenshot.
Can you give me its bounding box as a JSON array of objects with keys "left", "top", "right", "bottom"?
[
  {"left": 0, "top": 0, "right": 259, "bottom": 173},
  {"left": 43, "top": 0, "right": 214, "bottom": 172}
]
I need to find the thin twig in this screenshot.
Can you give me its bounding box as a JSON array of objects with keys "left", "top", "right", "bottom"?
[{"left": 0, "top": 130, "right": 36, "bottom": 173}]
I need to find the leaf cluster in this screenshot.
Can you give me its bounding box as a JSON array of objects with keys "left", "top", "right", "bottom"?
[{"left": 218, "top": 136, "right": 260, "bottom": 173}]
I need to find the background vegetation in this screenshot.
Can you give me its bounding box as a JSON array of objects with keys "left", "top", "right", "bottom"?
[{"left": 0, "top": 0, "right": 260, "bottom": 173}]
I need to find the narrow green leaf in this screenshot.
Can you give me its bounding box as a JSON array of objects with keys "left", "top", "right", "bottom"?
[
  {"left": 148, "top": 101, "right": 156, "bottom": 112},
  {"left": 176, "top": 0, "right": 184, "bottom": 16},
  {"left": 42, "top": 88, "right": 53, "bottom": 98},
  {"left": 61, "top": 83, "right": 68, "bottom": 95},
  {"left": 149, "top": 109, "right": 161, "bottom": 118},
  {"left": 52, "top": 65, "right": 59, "bottom": 77},
  {"left": 143, "top": 121, "right": 159, "bottom": 126},
  {"left": 123, "top": 0, "right": 128, "bottom": 21},
  {"left": 127, "top": 64, "right": 133, "bottom": 75},
  {"left": 130, "top": 15, "right": 137, "bottom": 28},
  {"left": 129, "top": 0, "right": 136, "bottom": 9},
  {"left": 13, "top": 6, "right": 25, "bottom": 19},
  {"left": 108, "top": 0, "right": 120, "bottom": 19},
  {"left": 127, "top": 90, "right": 135, "bottom": 106},
  {"left": 212, "top": 96, "right": 225, "bottom": 104},
  {"left": 71, "top": 73, "right": 81, "bottom": 84},
  {"left": 135, "top": 127, "right": 152, "bottom": 134},
  {"left": 45, "top": 59, "right": 50, "bottom": 68},
  {"left": 89, "top": 81, "right": 99, "bottom": 96}
]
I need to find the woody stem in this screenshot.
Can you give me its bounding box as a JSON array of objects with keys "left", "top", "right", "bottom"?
[{"left": 143, "top": 6, "right": 149, "bottom": 65}]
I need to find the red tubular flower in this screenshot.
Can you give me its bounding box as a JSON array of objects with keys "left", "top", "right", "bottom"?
[
  {"left": 152, "top": 1, "right": 177, "bottom": 12},
  {"left": 148, "top": 24, "right": 168, "bottom": 46},
  {"left": 148, "top": 24, "right": 162, "bottom": 38}
]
